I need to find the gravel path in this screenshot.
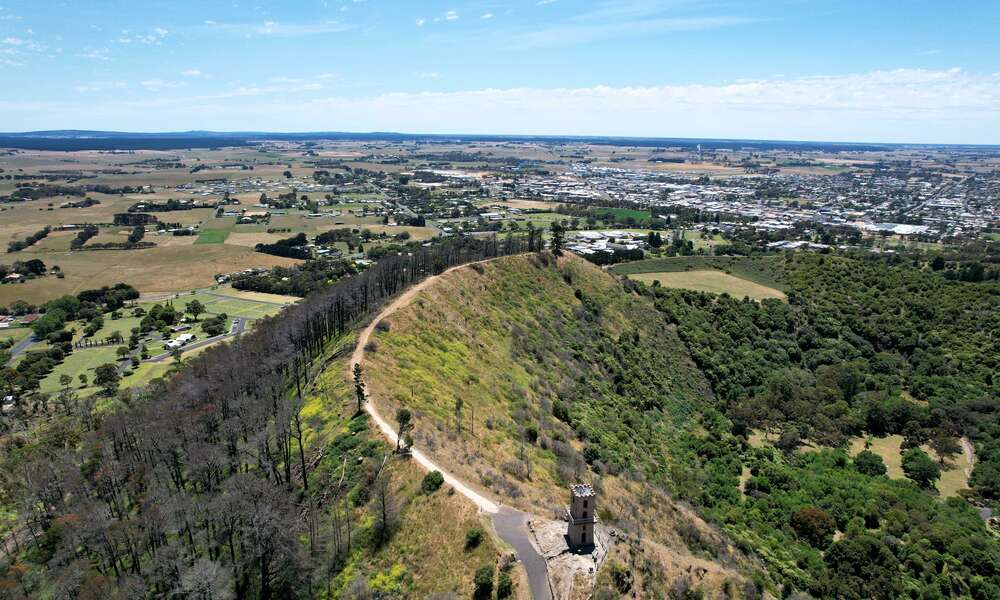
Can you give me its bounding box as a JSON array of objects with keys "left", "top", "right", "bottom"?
[{"left": 350, "top": 259, "right": 551, "bottom": 599}]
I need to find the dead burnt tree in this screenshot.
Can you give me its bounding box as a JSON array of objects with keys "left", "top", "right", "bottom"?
[{"left": 20, "top": 234, "right": 535, "bottom": 597}]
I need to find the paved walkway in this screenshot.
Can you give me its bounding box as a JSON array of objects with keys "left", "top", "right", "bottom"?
[{"left": 350, "top": 259, "right": 550, "bottom": 600}]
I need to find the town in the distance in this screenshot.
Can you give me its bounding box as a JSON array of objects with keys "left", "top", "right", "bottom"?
[{"left": 0, "top": 131, "right": 998, "bottom": 600}]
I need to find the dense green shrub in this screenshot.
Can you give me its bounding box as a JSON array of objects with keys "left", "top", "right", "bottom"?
[{"left": 421, "top": 470, "right": 444, "bottom": 494}]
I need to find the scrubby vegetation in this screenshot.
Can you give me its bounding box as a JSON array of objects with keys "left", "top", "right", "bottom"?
[{"left": 633, "top": 252, "right": 1000, "bottom": 598}]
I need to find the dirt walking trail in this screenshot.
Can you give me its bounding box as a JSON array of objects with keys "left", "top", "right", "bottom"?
[
  {"left": 961, "top": 436, "right": 976, "bottom": 478},
  {"left": 348, "top": 259, "right": 552, "bottom": 599}
]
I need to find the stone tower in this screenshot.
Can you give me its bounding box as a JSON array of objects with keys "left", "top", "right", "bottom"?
[{"left": 566, "top": 484, "right": 597, "bottom": 548}]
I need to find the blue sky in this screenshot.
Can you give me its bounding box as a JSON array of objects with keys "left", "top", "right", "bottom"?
[{"left": 1, "top": 0, "right": 999, "bottom": 143}]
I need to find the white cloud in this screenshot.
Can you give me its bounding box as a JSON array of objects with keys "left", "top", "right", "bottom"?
[
  {"left": 140, "top": 78, "right": 184, "bottom": 89},
  {"left": 75, "top": 47, "right": 111, "bottom": 61},
  {"left": 514, "top": 15, "right": 763, "bottom": 48},
  {"left": 8, "top": 69, "right": 1000, "bottom": 144},
  {"left": 209, "top": 20, "right": 354, "bottom": 37},
  {"left": 117, "top": 27, "right": 169, "bottom": 45},
  {"left": 415, "top": 71, "right": 441, "bottom": 79},
  {"left": 181, "top": 69, "right": 212, "bottom": 78},
  {"left": 416, "top": 18, "right": 426, "bottom": 26},
  {"left": 481, "top": 13, "right": 494, "bottom": 20},
  {"left": 74, "top": 80, "right": 127, "bottom": 93},
  {"left": 444, "top": 10, "right": 459, "bottom": 21}
]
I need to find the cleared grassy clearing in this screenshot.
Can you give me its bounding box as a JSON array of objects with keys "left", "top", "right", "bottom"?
[
  {"left": 628, "top": 270, "right": 787, "bottom": 301},
  {"left": 749, "top": 430, "right": 970, "bottom": 498},
  {"left": 610, "top": 255, "right": 789, "bottom": 292},
  {"left": 849, "top": 435, "right": 970, "bottom": 498},
  {"left": 365, "top": 225, "right": 438, "bottom": 241},
  {"left": 224, "top": 232, "right": 283, "bottom": 247},
  {"left": 211, "top": 288, "right": 302, "bottom": 303}
]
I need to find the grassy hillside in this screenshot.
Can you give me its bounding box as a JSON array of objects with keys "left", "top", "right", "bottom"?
[
  {"left": 284, "top": 354, "right": 513, "bottom": 599},
  {"left": 363, "top": 253, "right": 761, "bottom": 596},
  {"left": 366, "top": 253, "right": 713, "bottom": 508}
]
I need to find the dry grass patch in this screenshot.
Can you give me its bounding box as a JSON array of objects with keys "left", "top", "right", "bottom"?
[
  {"left": 849, "top": 435, "right": 970, "bottom": 497},
  {"left": 225, "top": 232, "right": 286, "bottom": 247},
  {"left": 628, "top": 270, "right": 787, "bottom": 302},
  {"left": 0, "top": 244, "right": 300, "bottom": 305}
]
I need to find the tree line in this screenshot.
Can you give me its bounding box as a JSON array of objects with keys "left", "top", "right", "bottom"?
[{"left": 1, "top": 232, "right": 540, "bottom": 598}]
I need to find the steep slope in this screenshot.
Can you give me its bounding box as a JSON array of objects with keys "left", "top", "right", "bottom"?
[{"left": 363, "top": 253, "right": 762, "bottom": 597}]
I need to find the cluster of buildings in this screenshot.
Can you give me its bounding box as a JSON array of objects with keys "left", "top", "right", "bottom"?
[
  {"left": 567, "top": 230, "right": 647, "bottom": 256},
  {"left": 173, "top": 176, "right": 338, "bottom": 198},
  {"left": 476, "top": 163, "right": 998, "bottom": 241}
]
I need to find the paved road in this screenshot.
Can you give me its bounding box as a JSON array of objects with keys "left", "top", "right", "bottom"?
[
  {"left": 351, "top": 259, "right": 551, "bottom": 599},
  {"left": 492, "top": 508, "right": 552, "bottom": 600},
  {"left": 6, "top": 333, "right": 36, "bottom": 362}
]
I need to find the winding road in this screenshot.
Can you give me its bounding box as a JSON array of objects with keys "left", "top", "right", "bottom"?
[{"left": 350, "top": 260, "right": 552, "bottom": 600}]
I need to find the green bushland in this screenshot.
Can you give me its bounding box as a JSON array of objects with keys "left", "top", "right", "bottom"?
[{"left": 634, "top": 252, "right": 1000, "bottom": 598}]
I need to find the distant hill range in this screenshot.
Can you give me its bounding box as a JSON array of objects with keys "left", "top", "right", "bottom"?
[
  {"left": 1, "top": 129, "right": 997, "bottom": 152},
  {"left": 0, "top": 129, "right": 953, "bottom": 152}
]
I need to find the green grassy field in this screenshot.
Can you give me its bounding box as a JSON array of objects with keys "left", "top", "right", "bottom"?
[
  {"left": 681, "top": 229, "right": 726, "bottom": 250},
  {"left": 30, "top": 291, "right": 291, "bottom": 392},
  {"left": 38, "top": 344, "right": 120, "bottom": 394},
  {"left": 610, "top": 255, "right": 790, "bottom": 292},
  {"left": 0, "top": 327, "right": 31, "bottom": 345},
  {"left": 595, "top": 207, "right": 653, "bottom": 224},
  {"left": 627, "top": 270, "right": 787, "bottom": 301},
  {"left": 163, "top": 290, "right": 291, "bottom": 319},
  {"left": 195, "top": 228, "right": 231, "bottom": 244}
]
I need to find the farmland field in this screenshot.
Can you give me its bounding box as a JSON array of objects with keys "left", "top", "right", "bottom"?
[
  {"left": 627, "top": 270, "right": 787, "bottom": 301},
  {"left": 0, "top": 245, "right": 300, "bottom": 306},
  {"left": 195, "top": 228, "right": 231, "bottom": 244}
]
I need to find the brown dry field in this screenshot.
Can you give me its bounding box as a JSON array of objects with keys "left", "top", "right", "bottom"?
[
  {"left": 483, "top": 199, "right": 564, "bottom": 211},
  {"left": 225, "top": 232, "right": 286, "bottom": 247},
  {"left": 0, "top": 244, "right": 299, "bottom": 306},
  {"left": 365, "top": 224, "right": 437, "bottom": 241}
]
